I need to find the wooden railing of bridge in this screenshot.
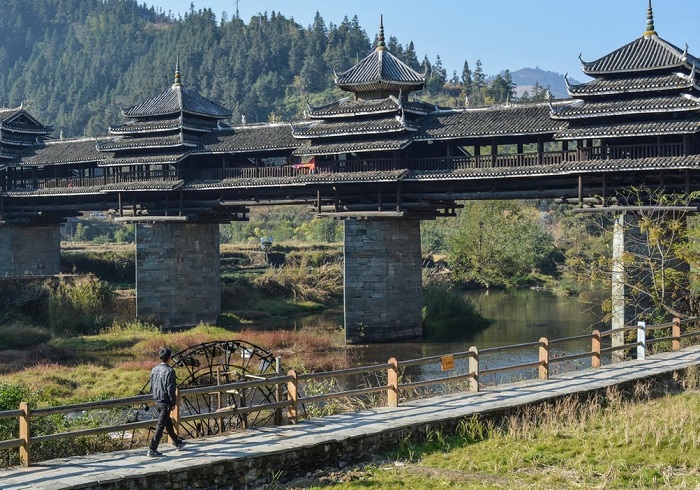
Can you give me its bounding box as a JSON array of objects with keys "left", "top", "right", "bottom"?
[
  {"left": 9, "top": 142, "right": 692, "bottom": 192},
  {"left": 1, "top": 317, "right": 698, "bottom": 467}
]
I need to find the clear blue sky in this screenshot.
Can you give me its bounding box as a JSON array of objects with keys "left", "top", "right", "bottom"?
[{"left": 147, "top": 0, "right": 699, "bottom": 81}]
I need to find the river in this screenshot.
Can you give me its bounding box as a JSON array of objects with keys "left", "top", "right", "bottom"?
[{"left": 268, "top": 289, "right": 605, "bottom": 383}]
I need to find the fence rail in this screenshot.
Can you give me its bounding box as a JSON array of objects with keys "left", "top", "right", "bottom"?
[
  {"left": 7, "top": 142, "right": 695, "bottom": 192},
  {"left": 2, "top": 317, "right": 699, "bottom": 467}
]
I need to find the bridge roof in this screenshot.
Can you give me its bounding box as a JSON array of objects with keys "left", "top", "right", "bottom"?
[
  {"left": 197, "top": 124, "right": 300, "bottom": 154},
  {"left": 96, "top": 133, "right": 201, "bottom": 152},
  {"left": 20, "top": 138, "right": 105, "bottom": 166},
  {"left": 555, "top": 115, "right": 700, "bottom": 140},
  {"left": 291, "top": 115, "right": 420, "bottom": 139},
  {"left": 109, "top": 115, "right": 221, "bottom": 135},
  {"left": 292, "top": 136, "right": 411, "bottom": 156},
  {"left": 414, "top": 103, "right": 567, "bottom": 141},
  {"left": 99, "top": 152, "right": 188, "bottom": 167},
  {"left": 551, "top": 94, "right": 700, "bottom": 120},
  {"left": 566, "top": 73, "right": 698, "bottom": 97},
  {"left": 306, "top": 96, "right": 433, "bottom": 119}
]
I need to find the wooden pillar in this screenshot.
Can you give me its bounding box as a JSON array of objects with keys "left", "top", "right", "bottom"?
[
  {"left": 387, "top": 357, "right": 398, "bottom": 408},
  {"left": 538, "top": 337, "right": 549, "bottom": 380},
  {"left": 287, "top": 370, "right": 298, "bottom": 423},
  {"left": 468, "top": 346, "right": 479, "bottom": 392},
  {"left": 491, "top": 140, "right": 497, "bottom": 168},
  {"left": 591, "top": 330, "right": 601, "bottom": 368},
  {"left": 19, "top": 402, "right": 30, "bottom": 467}
]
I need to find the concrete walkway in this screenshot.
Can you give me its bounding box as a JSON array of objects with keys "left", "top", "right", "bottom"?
[{"left": 1, "top": 346, "right": 699, "bottom": 489}]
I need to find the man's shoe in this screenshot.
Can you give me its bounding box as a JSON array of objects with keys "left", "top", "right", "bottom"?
[
  {"left": 147, "top": 449, "right": 164, "bottom": 457},
  {"left": 175, "top": 439, "right": 187, "bottom": 451}
]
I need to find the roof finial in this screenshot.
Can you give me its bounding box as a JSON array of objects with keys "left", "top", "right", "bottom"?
[
  {"left": 173, "top": 55, "right": 182, "bottom": 87},
  {"left": 644, "top": 0, "right": 657, "bottom": 37},
  {"left": 376, "top": 15, "right": 386, "bottom": 51}
]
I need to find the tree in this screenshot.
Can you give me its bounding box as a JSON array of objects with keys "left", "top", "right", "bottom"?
[
  {"left": 560, "top": 187, "right": 700, "bottom": 322},
  {"left": 447, "top": 201, "right": 556, "bottom": 288}
]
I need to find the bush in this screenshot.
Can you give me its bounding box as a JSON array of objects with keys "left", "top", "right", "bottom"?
[
  {"left": 422, "top": 277, "right": 492, "bottom": 337},
  {"left": 0, "top": 323, "right": 52, "bottom": 350},
  {"left": 47, "top": 276, "right": 113, "bottom": 336}
]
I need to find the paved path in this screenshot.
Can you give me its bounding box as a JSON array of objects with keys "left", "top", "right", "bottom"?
[{"left": 2, "top": 346, "right": 699, "bottom": 489}]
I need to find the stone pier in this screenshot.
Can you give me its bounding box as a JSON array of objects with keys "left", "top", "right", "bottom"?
[
  {"left": 0, "top": 224, "right": 61, "bottom": 277},
  {"left": 344, "top": 219, "right": 423, "bottom": 343},
  {"left": 135, "top": 222, "right": 220, "bottom": 328}
]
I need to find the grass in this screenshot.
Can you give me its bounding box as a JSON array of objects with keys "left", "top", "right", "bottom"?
[
  {"left": 293, "top": 376, "right": 700, "bottom": 489},
  {"left": 0, "top": 321, "right": 348, "bottom": 404}
]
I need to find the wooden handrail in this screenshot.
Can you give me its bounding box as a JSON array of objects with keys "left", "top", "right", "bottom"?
[{"left": 2, "top": 316, "right": 698, "bottom": 467}]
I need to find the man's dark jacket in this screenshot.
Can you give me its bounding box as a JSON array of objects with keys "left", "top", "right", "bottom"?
[{"left": 150, "top": 362, "right": 176, "bottom": 407}]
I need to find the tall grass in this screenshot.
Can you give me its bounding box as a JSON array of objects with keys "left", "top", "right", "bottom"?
[{"left": 47, "top": 276, "right": 113, "bottom": 336}]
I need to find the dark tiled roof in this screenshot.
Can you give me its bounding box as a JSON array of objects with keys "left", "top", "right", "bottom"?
[
  {"left": 414, "top": 103, "right": 567, "bottom": 140},
  {"left": 196, "top": 124, "right": 300, "bottom": 153},
  {"left": 335, "top": 48, "right": 425, "bottom": 94},
  {"left": 99, "top": 152, "right": 187, "bottom": 167},
  {"left": 551, "top": 95, "right": 700, "bottom": 119},
  {"left": 292, "top": 137, "right": 410, "bottom": 156},
  {"left": 555, "top": 116, "right": 700, "bottom": 139},
  {"left": 581, "top": 35, "right": 700, "bottom": 75},
  {"left": 292, "top": 115, "right": 419, "bottom": 139},
  {"left": 408, "top": 155, "right": 700, "bottom": 181},
  {"left": 100, "top": 180, "right": 184, "bottom": 192},
  {"left": 307, "top": 96, "right": 434, "bottom": 118},
  {"left": 186, "top": 169, "right": 409, "bottom": 190},
  {"left": 110, "top": 116, "right": 220, "bottom": 134},
  {"left": 96, "top": 134, "right": 200, "bottom": 151},
  {"left": 20, "top": 138, "right": 106, "bottom": 166},
  {"left": 122, "top": 85, "right": 231, "bottom": 119},
  {"left": 0, "top": 132, "right": 38, "bottom": 146},
  {"left": 567, "top": 73, "right": 696, "bottom": 97}
]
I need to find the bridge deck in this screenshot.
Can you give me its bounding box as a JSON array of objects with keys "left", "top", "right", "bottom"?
[{"left": 2, "top": 346, "right": 699, "bottom": 489}]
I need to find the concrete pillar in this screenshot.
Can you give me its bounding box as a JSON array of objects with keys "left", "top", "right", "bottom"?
[
  {"left": 136, "top": 222, "right": 220, "bottom": 328},
  {"left": 344, "top": 219, "right": 423, "bottom": 343},
  {"left": 0, "top": 224, "right": 61, "bottom": 277}
]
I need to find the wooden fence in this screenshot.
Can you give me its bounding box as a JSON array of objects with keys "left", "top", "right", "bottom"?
[{"left": 1, "top": 317, "right": 699, "bottom": 467}]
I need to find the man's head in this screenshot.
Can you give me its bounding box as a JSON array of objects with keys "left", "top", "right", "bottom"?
[{"left": 159, "top": 347, "right": 172, "bottom": 362}]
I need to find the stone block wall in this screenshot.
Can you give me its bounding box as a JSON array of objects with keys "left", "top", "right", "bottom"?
[
  {"left": 0, "top": 224, "right": 61, "bottom": 277},
  {"left": 344, "top": 219, "right": 423, "bottom": 343},
  {"left": 136, "top": 222, "right": 220, "bottom": 328}
]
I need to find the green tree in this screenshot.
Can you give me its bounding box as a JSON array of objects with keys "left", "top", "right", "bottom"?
[{"left": 447, "top": 201, "right": 556, "bottom": 288}]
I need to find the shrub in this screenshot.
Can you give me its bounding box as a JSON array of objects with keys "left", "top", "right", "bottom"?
[
  {"left": 422, "top": 277, "right": 492, "bottom": 337},
  {"left": 0, "top": 323, "right": 52, "bottom": 350},
  {"left": 47, "top": 276, "right": 113, "bottom": 336}
]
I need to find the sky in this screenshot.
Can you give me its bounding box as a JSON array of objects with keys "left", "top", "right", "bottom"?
[{"left": 146, "top": 0, "right": 699, "bottom": 82}]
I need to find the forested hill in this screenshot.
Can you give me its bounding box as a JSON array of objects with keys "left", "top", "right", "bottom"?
[{"left": 0, "top": 0, "right": 555, "bottom": 138}]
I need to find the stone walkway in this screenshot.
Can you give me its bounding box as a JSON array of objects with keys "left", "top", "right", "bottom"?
[{"left": 1, "top": 346, "right": 699, "bottom": 489}]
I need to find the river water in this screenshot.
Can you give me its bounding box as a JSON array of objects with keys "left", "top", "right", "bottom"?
[{"left": 268, "top": 289, "right": 605, "bottom": 383}]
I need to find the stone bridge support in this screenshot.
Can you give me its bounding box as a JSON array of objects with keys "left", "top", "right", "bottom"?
[
  {"left": 0, "top": 224, "right": 61, "bottom": 277},
  {"left": 135, "top": 222, "right": 220, "bottom": 328},
  {"left": 344, "top": 219, "right": 423, "bottom": 343}
]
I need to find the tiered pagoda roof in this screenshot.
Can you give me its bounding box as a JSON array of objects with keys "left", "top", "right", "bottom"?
[
  {"left": 292, "top": 19, "right": 429, "bottom": 157},
  {"left": 97, "top": 59, "right": 231, "bottom": 156},
  {"left": 334, "top": 16, "right": 426, "bottom": 99},
  {"left": 552, "top": 1, "right": 700, "bottom": 140},
  {"left": 0, "top": 106, "right": 54, "bottom": 162}
]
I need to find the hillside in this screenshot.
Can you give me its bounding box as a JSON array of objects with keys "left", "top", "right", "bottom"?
[
  {"left": 0, "top": 0, "right": 570, "bottom": 138},
  {"left": 507, "top": 68, "right": 582, "bottom": 99}
]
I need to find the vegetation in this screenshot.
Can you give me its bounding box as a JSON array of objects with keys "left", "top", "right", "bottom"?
[
  {"left": 288, "top": 378, "right": 700, "bottom": 489},
  {"left": 0, "top": 0, "right": 530, "bottom": 139}
]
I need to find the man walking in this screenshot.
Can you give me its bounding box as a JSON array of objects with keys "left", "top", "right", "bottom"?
[{"left": 148, "top": 347, "right": 186, "bottom": 457}]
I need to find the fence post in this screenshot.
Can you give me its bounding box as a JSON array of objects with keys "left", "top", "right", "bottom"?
[
  {"left": 19, "top": 402, "right": 30, "bottom": 467},
  {"left": 274, "top": 357, "right": 283, "bottom": 425},
  {"left": 592, "top": 330, "right": 601, "bottom": 368},
  {"left": 539, "top": 337, "right": 549, "bottom": 380},
  {"left": 169, "top": 388, "right": 180, "bottom": 444},
  {"left": 287, "top": 370, "right": 298, "bottom": 424},
  {"left": 387, "top": 358, "right": 399, "bottom": 408},
  {"left": 672, "top": 317, "right": 682, "bottom": 351},
  {"left": 468, "top": 347, "right": 479, "bottom": 392},
  {"left": 637, "top": 321, "right": 646, "bottom": 360}
]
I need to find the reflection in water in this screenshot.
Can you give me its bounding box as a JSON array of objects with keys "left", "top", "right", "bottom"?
[{"left": 252, "top": 290, "right": 605, "bottom": 383}]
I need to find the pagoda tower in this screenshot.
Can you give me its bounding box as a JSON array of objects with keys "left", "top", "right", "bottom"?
[{"left": 552, "top": 0, "right": 700, "bottom": 154}]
